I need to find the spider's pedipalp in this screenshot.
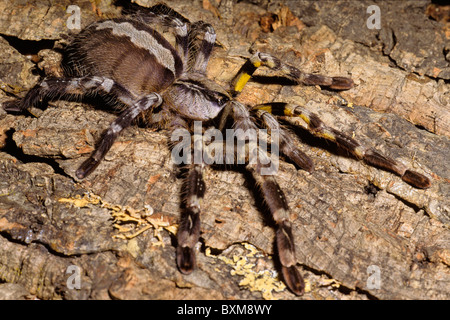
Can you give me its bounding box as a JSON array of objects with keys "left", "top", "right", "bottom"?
[{"left": 230, "top": 52, "right": 354, "bottom": 96}]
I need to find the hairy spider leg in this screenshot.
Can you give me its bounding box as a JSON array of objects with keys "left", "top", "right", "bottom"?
[
  {"left": 1, "top": 75, "right": 163, "bottom": 178},
  {"left": 175, "top": 102, "right": 306, "bottom": 295},
  {"left": 131, "top": 7, "right": 190, "bottom": 66},
  {"left": 188, "top": 21, "right": 216, "bottom": 73},
  {"left": 253, "top": 103, "right": 431, "bottom": 189},
  {"left": 253, "top": 108, "right": 314, "bottom": 172},
  {"left": 231, "top": 101, "right": 305, "bottom": 295},
  {"left": 177, "top": 162, "right": 205, "bottom": 274},
  {"left": 137, "top": 5, "right": 216, "bottom": 74},
  {"left": 3, "top": 75, "right": 135, "bottom": 112},
  {"left": 76, "top": 92, "right": 162, "bottom": 179},
  {"left": 230, "top": 51, "right": 354, "bottom": 97}
]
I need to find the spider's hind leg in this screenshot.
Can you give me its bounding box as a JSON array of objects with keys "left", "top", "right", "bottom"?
[
  {"left": 2, "top": 77, "right": 89, "bottom": 113},
  {"left": 130, "top": 6, "right": 190, "bottom": 66},
  {"left": 253, "top": 103, "right": 431, "bottom": 189},
  {"left": 2, "top": 75, "right": 163, "bottom": 179}
]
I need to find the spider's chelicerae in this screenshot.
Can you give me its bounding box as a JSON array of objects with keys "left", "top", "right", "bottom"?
[{"left": 3, "top": 5, "right": 431, "bottom": 295}]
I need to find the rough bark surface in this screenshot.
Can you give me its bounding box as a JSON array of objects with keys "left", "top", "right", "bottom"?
[{"left": 0, "top": 0, "right": 448, "bottom": 300}]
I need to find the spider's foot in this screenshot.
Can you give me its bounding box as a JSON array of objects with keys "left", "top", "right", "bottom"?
[
  {"left": 402, "top": 170, "right": 431, "bottom": 189},
  {"left": 2, "top": 100, "right": 24, "bottom": 114},
  {"left": 76, "top": 157, "right": 100, "bottom": 179},
  {"left": 329, "top": 76, "right": 354, "bottom": 90},
  {"left": 289, "top": 148, "right": 315, "bottom": 172},
  {"left": 302, "top": 75, "right": 354, "bottom": 90},
  {"left": 364, "top": 149, "right": 431, "bottom": 189},
  {"left": 281, "top": 265, "right": 305, "bottom": 296},
  {"left": 176, "top": 245, "right": 196, "bottom": 274}
]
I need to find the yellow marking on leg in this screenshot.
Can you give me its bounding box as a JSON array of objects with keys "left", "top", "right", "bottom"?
[
  {"left": 317, "top": 130, "right": 336, "bottom": 141},
  {"left": 234, "top": 72, "right": 252, "bottom": 93},
  {"left": 283, "top": 106, "right": 293, "bottom": 117},
  {"left": 264, "top": 60, "right": 276, "bottom": 68},
  {"left": 298, "top": 114, "right": 311, "bottom": 125},
  {"left": 255, "top": 105, "right": 273, "bottom": 113},
  {"left": 354, "top": 146, "right": 364, "bottom": 159}
]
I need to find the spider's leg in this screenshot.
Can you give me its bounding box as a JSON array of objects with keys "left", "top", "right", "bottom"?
[
  {"left": 169, "top": 117, "right": 207, "bottom": 273},
  {"left": 231, "top": 101, "right": 305, "bottom": 295},
  {"left": 176, "top": 162, "right": 205, "bottom": 274},
  {"left": 252, "top": 108, "right": 314, "bottom": 172},
  {"left": 254, "top": 103, "right": 431, "bottom": 189},
  {"left": 160, "top": 16, "right": 190, "bottom": 66},
  {"left": 189, "top": 22, "right": 216, "bottom": 73},
  {"left": 247, "top": 164, "right": 305, "bottom": 295},
  {"left": 3, "top": 76, "right": 136, "bottom": 113},
  {"left": 230, "top": 52, "right": 353, "bottom": 97},
  {"left": 76, "top": 92, "right": 162, "bottom": 179},
  {"left": 2, "top": 75, "right": 163, "bottom": 178}
]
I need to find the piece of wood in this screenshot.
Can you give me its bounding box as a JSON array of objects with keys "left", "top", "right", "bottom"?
[{"left": 0, "top": 0, "right": 448, "bottom": 300}]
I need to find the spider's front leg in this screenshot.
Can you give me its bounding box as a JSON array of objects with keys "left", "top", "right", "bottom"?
[
  {"left": 231, "top": 101, "right": 305, "bottom": 295},
  {"left": 189, "top": 21, "right": 216, "bottom": 73},
  {"left": 76, "top": 92, "right": 162, "bottom": 178},
  {"left": 2, "top": 75, "right": 163, "bottom": 179},
  {"left": 230, "top": 52, "right": 354, "bottom": 97},
  {"left": 253, "top": 103, "right": 431, "bottom": 189}
]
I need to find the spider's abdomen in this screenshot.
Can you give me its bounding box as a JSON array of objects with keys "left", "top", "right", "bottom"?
[{"left": 64, "top": 18, "right": 184, "bottom": 95}]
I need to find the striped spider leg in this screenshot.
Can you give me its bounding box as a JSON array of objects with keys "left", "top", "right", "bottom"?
[
  {"left": 252, "top": 103, "right": 431, "bottom": 188},
  {"left": 230, "top": 51, "right": 354, "bottom": 97},
  {"left": 2, "top": 3, "right": 431, "bottom": 298},
  {"left": 224, "top": 51, "right": 431, "bottom": 294},
  {"left": 3, "top": 74, "right": 163, "bottom": 179},
  {"left": 176, "top": 146, "right": 205, "bottom": 275},
  {"left": 231, "top": 51, "right": 431, "bottom": 188},
  {"left": 175, "top": 101, "right": 306, "bottom": 295},
  {"left": 231, "top": 101, "right": 306, "bottom": 295}
]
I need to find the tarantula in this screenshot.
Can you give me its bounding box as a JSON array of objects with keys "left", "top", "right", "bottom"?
[{"left": 3, "top": 4, "right": 431, "bottom": 295}]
